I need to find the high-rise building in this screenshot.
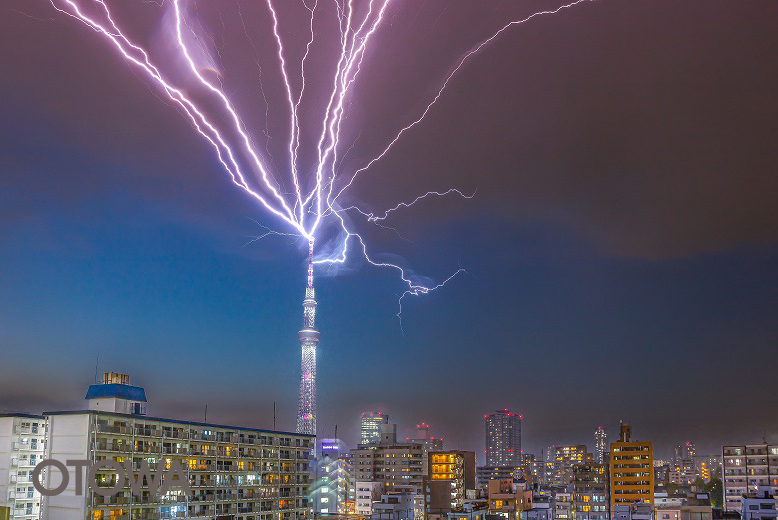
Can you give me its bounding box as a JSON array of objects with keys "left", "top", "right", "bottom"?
[
  {"left": 609, "top": 423, "right": 653, "bottom": 509},
  {"left": 0, "top": 414, "right": 46, "bottom": 520},
  {"left": 485, "top": 409, "right": 522, "bottom": 467},
  {"left": 595, "top": 427, "right": 607, "bottom": 464},
  {"left": 547, "top": 446, "right": 592, "bottom": 488},
  {"left": 351, "top": 424, "right": 425, "bottom": 494},
  {"left": 722, "top": 444, "right": 778, "bottom": 512},
  {"left": 426, "top": 451, "right": 476, "bottom": 518},
  {"left": 41, "top": 373, "right": 313, "bottom": 520},
  {"left": 360, "top": 412, "right": 389, "bottom": 445},
  {"left": 297, "top": 241, "right": 320, "bottom": 436}
]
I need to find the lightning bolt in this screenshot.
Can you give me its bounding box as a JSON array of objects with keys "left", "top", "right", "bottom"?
[{"left": 41, "top": 0, "right": 593, "bottom": 322}]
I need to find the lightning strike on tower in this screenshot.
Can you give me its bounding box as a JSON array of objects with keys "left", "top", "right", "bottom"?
[
  {"left": 297, "top": 239, "right": 319, "bottom": 435},
  {"left": 40, "top": 0, "right": 595, "bottom": 438},
  {"left": 43, "top": 0, "right": 593, "bottom": 320}
]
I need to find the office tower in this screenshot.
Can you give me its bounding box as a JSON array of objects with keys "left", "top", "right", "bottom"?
[
  {"left": 41, "top": 373, "right": 312, "bottom": 520},
  {"left": 0, "top": 414, "right": 46, "bottom": 520},
  {"left": 572, "top": 463, "right": 609, "bottom": 520},
  {"left": 595, "top": 427, "right": 607, "bottom": 464},
  {"left": 609, "top": 423, "right": 654, "bottom": 509},
  {"left": 485, "top": 409, "right": 522, "bottom": 467},
  {"left": 297, "top": 242, "right": 320, "bottom": 435},
  {"left": 722, "top": 444, "right": 778, "bottom": 512},
  {"left": 360, "top": 412, "right": 389, "bottom": 445},
  {"left": 426, "top": 450, "right": 476, "bottom": 517}
]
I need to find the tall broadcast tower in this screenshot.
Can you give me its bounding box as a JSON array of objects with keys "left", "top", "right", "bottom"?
[{"left": 297, "top": 240, "right": 320, "bottom": 435}]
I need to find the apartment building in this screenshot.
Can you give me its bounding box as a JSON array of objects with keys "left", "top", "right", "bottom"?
[
  {"left": 40, "top": 373, "right": 312, "bottom": 520},
  {"left": 486, "top": 479, "right": 532, "bottom": 519},
  {"left": 571, "top": 463, "right": 609, "bottom": 520},
  {"left": 351, "top": 424, "right": 425, "bottom": 494},
  {"left": 609, "top": 424, "right": 653, "bottom": 509},
  {"left": 371, "top": 492, "right": 422, "bottom": 520},
  {"left": 0, "top": 414, "right": 47, "bottom": 520},
  {"left": 547, "top": 446, "right": 592, "bottom": 488},
  {"left": 426, "top": 451, "right": 475, "bottom": 517},
  {"left": 722, "top": 444, "right": 778, "bottom": 512},
  {"left": 355, "top": 481, "right": 383, "bottom": 517},
  {"left": 553, "top": 492, "right": 572, "bottom": 520}
]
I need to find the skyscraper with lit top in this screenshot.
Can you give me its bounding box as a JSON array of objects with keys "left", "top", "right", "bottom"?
[
  {"left": 485, "top": 409, "right": 522, "bottom": 467},
  {"left": 297, "top": 241, "right": 320, "bottom": 435},
  {"left": 360, "top": 411, "right": 388, "bottom": 445}
]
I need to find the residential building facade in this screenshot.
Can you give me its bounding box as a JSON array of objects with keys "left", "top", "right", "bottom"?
[
  {"left": 723, "top": 444, "right": 778, "bottom": 512},
  {"left": 426, "top": 451, "right": 476, "bottom": 517},
  {"left": 41, "top": 373, "right": 312, "bottom": 520},
  {"left": 351, "top": 425, "right": 425, "bottom": 495},
  {"left": 0, "top": 414, "right": 46, "bottom": 520},
  {"left": 609, "top": 424, "right": 653, "bottom": 510}
]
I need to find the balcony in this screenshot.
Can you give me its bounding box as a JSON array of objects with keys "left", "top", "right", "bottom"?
[
  {"left": 162, "top": 430, "right": 190, "bottom": 440},
  {"left": 96, "top": 424, "right": 133, "bottom": 435}
]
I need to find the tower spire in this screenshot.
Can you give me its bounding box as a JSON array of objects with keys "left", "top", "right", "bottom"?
[
  {"left": 297, "top": 240, "right": 319, "bottom": 436},
  {"left": 307, "top": 238, "right": 313, "bottom": 289}
]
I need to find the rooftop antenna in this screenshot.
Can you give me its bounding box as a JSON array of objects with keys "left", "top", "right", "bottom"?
[
  {"left": 204, "top": 404, "right": 207, "bottom": 422},
  {"left": 94, "top": 353, "right": 100, "bottom": 384},
  {"left": 273, "top": 401, "right": 276, "bottom": 430}
]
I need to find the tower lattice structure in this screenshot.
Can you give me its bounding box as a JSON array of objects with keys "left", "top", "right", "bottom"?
[{"left": 297, "top": 240, "right": 320, "bottom": 435}]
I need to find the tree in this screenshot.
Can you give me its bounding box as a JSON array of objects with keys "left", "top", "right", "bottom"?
[{"left": 705, "top": 478, "right": 723, "bottom": 508}]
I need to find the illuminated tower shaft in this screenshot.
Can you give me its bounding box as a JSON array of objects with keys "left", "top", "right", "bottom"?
[{"left": 297, "top": 240, "right": 320, "bottom": 435}]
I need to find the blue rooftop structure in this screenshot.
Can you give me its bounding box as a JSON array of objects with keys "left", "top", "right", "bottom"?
[{"left": 85, "top": 383, "right": 147, "bottom": 402}]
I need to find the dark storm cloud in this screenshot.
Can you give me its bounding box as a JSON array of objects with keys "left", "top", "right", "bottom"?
[
  {"left": 342, "top": 0, "right": 778, "bottom": 259},
  {"left": 3, "top": 1, "right": 777, "bottom": 259}
]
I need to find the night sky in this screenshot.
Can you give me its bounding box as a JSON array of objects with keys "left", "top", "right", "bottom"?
[{"left": 1, "top": 0, "right": 778, "bottom": 461}]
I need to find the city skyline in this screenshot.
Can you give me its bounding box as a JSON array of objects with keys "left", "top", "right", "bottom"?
[{"left": 2, "top": 0, "right": 778, "bottom": 465}]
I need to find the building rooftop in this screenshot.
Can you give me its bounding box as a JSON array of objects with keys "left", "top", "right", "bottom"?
[
  {"left": 42, "top": 409, "right": 314, "bottom": 437},
  {"left": 85, "top": 383, "right": 148, "bottom": 402}
]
